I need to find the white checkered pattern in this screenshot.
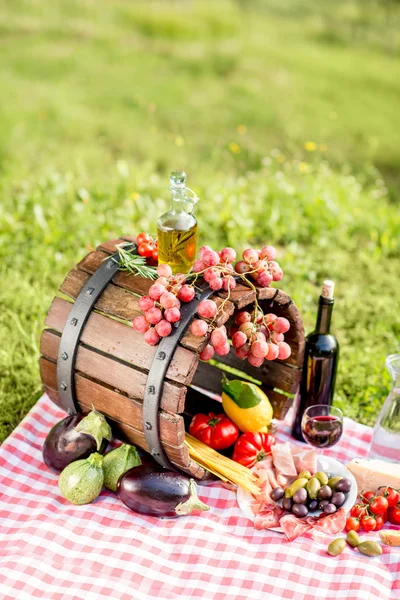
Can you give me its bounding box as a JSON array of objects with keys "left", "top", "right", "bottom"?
[{"left": 0, "top": 395, "right": 399, "bottom": 599}]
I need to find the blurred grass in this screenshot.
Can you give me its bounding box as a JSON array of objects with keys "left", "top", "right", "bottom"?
[{"left": 0, "top": 0, "right": 399, "bottom": 440}]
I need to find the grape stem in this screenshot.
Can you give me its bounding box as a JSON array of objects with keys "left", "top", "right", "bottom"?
[
  {"left": 239, "top": 273, "right": 264, "bottom": 325},
  {"left": 186, "top": 262, "right": 267, "bottom": 329}
]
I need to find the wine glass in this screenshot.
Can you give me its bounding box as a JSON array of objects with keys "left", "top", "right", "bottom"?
[{"left": 301, "top": 405, "right": 343, "bottom": 449}]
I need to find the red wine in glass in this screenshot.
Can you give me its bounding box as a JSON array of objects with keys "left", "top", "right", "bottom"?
[{"left": 301, "top": 406, "right": 343, "bottom": 449}]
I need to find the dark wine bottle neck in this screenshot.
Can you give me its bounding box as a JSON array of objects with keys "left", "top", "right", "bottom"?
[{"left": 315, "top": 297, "right": 333, "bottom": 334}]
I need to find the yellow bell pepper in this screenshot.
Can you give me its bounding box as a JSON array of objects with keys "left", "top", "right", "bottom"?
[{"left": 221, "top": 375, "right": 273, "bottom": 433}]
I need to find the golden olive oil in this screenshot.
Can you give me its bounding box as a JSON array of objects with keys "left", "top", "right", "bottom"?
[
  {"left": 158, "top": 222, "right": 197, "bottom": 274},
  {"left": 157, "top": 171, "right": 198, "bottom": 274}
]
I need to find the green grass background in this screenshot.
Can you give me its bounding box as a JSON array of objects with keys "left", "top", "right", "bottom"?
[{"left": 0, "top": 0, "right": 399, "bottom": 441}]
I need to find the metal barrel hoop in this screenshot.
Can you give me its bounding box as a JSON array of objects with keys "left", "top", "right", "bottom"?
[
  {"left": 56, "top": 243, "right": 136, "bottom": 415},
  {"left": 143, "top": 281, "right": 215, "bottom": 471}
]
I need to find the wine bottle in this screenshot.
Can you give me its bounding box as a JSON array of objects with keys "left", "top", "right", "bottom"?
[{"left": 292, "top": 280, "right": 339, "bottom": 442}]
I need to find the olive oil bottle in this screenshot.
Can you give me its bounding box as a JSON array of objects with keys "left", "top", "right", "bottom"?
[{"left": 157, "top": 171, "right": 198, "bottom": 274}]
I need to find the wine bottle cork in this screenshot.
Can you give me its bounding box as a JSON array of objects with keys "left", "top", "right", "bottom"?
[{"left": 321, "top": 280, "right": 335, "bottom": 300}]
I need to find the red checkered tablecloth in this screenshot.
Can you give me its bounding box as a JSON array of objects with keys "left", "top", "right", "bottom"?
[{"left": 0, "top": 394, "right": 399, "bottom": 600}]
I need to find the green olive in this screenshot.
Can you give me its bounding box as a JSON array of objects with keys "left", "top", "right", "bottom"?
[
  {"left": 287, "top": 478, "right": 309, "bottom": 498},
  {"left": 346, "top": 530, "right": 361, "bottom": 548},
  {"left": 306, "top": 477, "right": 321, "bottom": 499},
  {"left": 297, "top": 470, "right": 312, "bottom": 480},
  {"left": 284, "top": 488, "right": 292, "bottom": 498},
  {"left": 328, "top": 538, "right": 346, "bottom": 557},
  {"left": 357, "top": 541, "right": 382, "bottom": 557},
  {"left": 314, "top": 471, "right": 329, "bottom": 486},
  {"left": 328, "top": 476, "right": 342, "bottom": 489}
]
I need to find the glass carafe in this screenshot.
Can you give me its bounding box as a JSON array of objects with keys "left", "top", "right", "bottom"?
[
  {"left": 157, "top": 170, "right": 198, "bottom": 274},
  {"left": 370, "top": 354, "right": 400, "bottom": 462}
]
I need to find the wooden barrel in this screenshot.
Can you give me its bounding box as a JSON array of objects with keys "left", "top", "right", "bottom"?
[{"left": 39, "top": 236, "right": 305, "bottom": 479}]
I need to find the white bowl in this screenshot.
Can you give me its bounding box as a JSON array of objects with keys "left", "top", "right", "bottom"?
[{"left": 237, "top": 456, "right": 358, "bottom": 531}]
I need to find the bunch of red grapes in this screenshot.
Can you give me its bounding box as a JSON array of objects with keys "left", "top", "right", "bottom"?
[
  {"left": 190, "top": 308, "right": 291, "bottom": 366},
  {"left": 132, "top": 263, "right": 195, "bottom": 346},
  {"left": 230, "top": 310, "right": 291, "bottom": 366},
  {"left": 192, "top": 245, "right": 237, "bottom": 292},
  {"left": 234, "top": 245, "right": 283, "bottom": 285},
  {"left": 132, "top": 240, "right": 291, "bottom": 367}
]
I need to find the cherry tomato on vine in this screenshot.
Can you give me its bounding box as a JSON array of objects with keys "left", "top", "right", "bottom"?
[
  {"left": 350, "top": 503, "right": 368, "bottom": 518},
  {"left": 345, "top": 517, "right": 360, "bottom": 532},
  {"left": 369, "top": 495, "right": 389, "bottom": 515},
  {"left": 136, "top": 232, "right": 152, "bottom": 246},
  {"left": 360, "top": 490, "right": 375, "bottom": 504},
  {"left": 374, "top": 515, "right": 385, "bottom": 531},
  {"left": 388, "top": 506, "right": 400, "bottom": 526},
  {"left": 138, "top": 242, "right": 154, "bottom": 258},
  {"left": 378, "top": 486, "right": 400, "bottom": 507},
  {"left": 360, "top": 515, "right": 376, "bottom": 532},
  {"left": 152, "top": 247, "right": 159, "bottom": 262}
]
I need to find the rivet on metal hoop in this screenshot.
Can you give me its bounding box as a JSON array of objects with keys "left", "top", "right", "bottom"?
[
  {"left": 61, "top": 352, "right": 68, "bottom": 361},
  {"left": 60, "top": 382, "right": 67, "bottom": 391},
  {"left": 145, "top": 422, "right": 152, "bottom": 430}
]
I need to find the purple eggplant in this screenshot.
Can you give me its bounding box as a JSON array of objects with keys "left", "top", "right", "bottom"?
[
  {"left": 43, "top": 409, "right": 111, "bottom": 473},
  {"left": 117, "top": 466, "right": 209, "bottom": 517}
]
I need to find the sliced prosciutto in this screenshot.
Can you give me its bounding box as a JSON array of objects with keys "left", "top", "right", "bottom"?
[
  {"left": 250, "top": 460, "right": 274, "bottom": 513},
  {"left": 252, "top": 456, "right": 274, "bottom": 482},
  {"left": 279, "top": 514, "right": 313, "bottom": 541},
  {"left": 254, "top": 505, "right": 286, "bottom": 531},
  {"left": 271, "top": 442, "right": 297, "bottom": 477},
  {"left": 311, "top": 508, "right": 346, "bottom": 534},
  {"left": 253, "top": 456, "right": 280, "bottom": 489},
  {"left": 291, "top": 447, "right": 317, "bottom": 475}
]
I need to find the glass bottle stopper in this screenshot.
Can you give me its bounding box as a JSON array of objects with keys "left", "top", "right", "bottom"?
[{"left": 169, "top": 170, "right": 187, "bottom": 189}]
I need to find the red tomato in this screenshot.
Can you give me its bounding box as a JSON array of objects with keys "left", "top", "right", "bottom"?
[
  {"left": 360, "top": 490, "right": 375, "bottom": 504},
  {"left": 388, "top": 506, "right": 400, "bottom": 526},
  {"left": 378, "top": 486, "right": 400, "bottom": 508},
  {"left": 345, "top": 517, "right": 360, "bottom": 532},
  {"left": 232, "top": 432, "right": 276, "bottom": 468},
  {"left": 189, "top": 412, "right": 239, "bottom": 450},
  {"left": 136, "top": 232, "right": 152, "bottom": 245},
  {"left": 350, "top": 503, "right": 368, "bottom": 518},
  {"left": 369, "top": 495, "right": 389, "bottom": 515},
  {"left": 374, "top": 515, "right": 385, "bottom": 531},
  {"left": 360, "top": 515, "right": 376, "bottom": 532},
  {"left": 138, "top": 242, "right": 154, "bottom": 258},
  {"left": 152, "top": 247, "right": 159, "bottom": 262}
]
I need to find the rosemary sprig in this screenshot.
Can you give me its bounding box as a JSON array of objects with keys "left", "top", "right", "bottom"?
[{"left": 114, "top": 243, "right": 158, "bottom": 280}]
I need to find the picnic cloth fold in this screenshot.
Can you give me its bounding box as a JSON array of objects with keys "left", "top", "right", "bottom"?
[{"left": 0, "top": 394, "right": 399, "bottom": 600}]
